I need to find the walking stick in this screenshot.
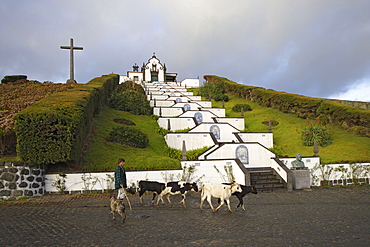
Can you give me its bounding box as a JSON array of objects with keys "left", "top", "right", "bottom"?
[{"left": 122, "top": 188, "right": 133, "bottom": 210}]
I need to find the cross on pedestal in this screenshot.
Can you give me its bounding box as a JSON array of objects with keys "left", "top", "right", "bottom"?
[{"left": 60, "top": 38, "right": 83, "bottom": 84}]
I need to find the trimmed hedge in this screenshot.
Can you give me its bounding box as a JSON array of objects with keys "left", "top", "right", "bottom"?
[
  {"left": 204, "top": 75, "right": 370, "bottom": 137},
  {"left": 14, "top": 74, "right": 119, "bottom": 164},
  {"left": 1, "top": 75, "right": 27, "bottom": 84},
  {"left": 109, "top": 89, "right": 152, "bottom": 115},
  {"left": 107, "top": 126, "right": 149, "bottom": 148}
]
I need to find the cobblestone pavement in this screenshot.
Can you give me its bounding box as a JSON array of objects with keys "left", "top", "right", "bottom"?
[{"left": 0, "top": 186, "right": 369, "bottom": 247}]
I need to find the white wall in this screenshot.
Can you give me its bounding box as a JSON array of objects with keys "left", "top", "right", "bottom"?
[
  {"left": 181, "top": 160, "right": 245, "bottom": 184},
  {"left": 154, "top": 83, "right": 187, "bottom": 91},
  {"left": 203, "top": 108, "right": 225, "bottom": 117},
  {"left": 148, "top": 95, "right": 168, "bottom": 101},
  {"left": 153, "top": 107, "right": 184, "bottom": 117},
  {"left": 157, "top": 117, "right": 197, "bottom": 131},
  {"left": 180, "top": 78, "right": 201, "bottom": 88},
  {"left": 144, "top": 57, "right": 165, "bottom": 82},
  {"left": 179, "top": 110, "right": 218, "bottom": 123},
  {"left": 165, "top": 133, "right": 216, "bottom": 150},
  {"left": 167, "top": 96, "right": 202, "bottom": 102},
  {"left": 45, "top": 170, "right": 182, "bottom": 193},
  {"left": 189, "top": 123, "right": 240, "bottom": 143},
  {"left": 194, "top": 101, "right": 212, "bottom": 108},
  {"left": 173, "top": 102, "right": 204, "bottom": 111},
  {"left": 119, "top": 75, "right": 131, "bottom": 83},
  {"left": 151, "top": 100, "right": 175, "bottom": 107},
  {"left": 278, "top": 159, "right": 369, "bottom": 186},
  {"left": 147, "top": 90, "right": 163, "bottom": 95},
  {"left": 144, "top": 84, "right": 157, "bottom": 88},
  {"left": 163, "top": 92, "right": 188, "bottom": 97},
  {"left": 237, "top": 133, "right": 273, "bottom": 148},
  {"left": 127, "top": 72, "right": 143, "bottom": 82},
  {"left": 215, "top": 118, "right": 245, "bottom": 131},
  {"left": 44, "top": 160, "right": 245, "bottom": 193},
  {"left": 173, "top": 101, "right": 212, "bottom": 108},
  {"left": 202, "top": 143, "right": 274, "bottom": 167},
  {"left": 44, "top": 162, "right": 370, "bottom": 193}
]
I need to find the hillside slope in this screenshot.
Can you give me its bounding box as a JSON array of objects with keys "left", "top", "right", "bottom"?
[
  {"left": 215, "top": 94, "right": 370, "bottom": 163},
  {"left": 77, "top": 106, "right": 180, "bottom": 172},
  {"left": 2, "top": 78, "right": 369, "bottom": 172},
  {"left": 74, "top": 88, "right": 369, "bottom": 172}
]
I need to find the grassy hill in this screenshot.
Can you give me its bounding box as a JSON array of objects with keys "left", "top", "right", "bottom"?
[
  {"left": 71, "top": 89, "right": 370, "bottom": 173},
  {"left": 71, "top": 106, "right": 181, "bottom": 172},
  {"left": 2, "top": 79, "right": 369, "bottom": 173},
  {"left": 215, "top": 94, "right": 370, "bottom": 163}
]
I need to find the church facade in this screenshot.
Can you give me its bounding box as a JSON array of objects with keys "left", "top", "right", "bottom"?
[{"left": 127, "top": 53, "right": 177, "bottom": 83}]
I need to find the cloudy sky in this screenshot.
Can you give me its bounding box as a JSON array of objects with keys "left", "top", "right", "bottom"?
[{"left": 1, "top": 0, "right": 370, "bottom": 101}]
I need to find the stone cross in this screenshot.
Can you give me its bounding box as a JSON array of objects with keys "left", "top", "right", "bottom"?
[{"left": 60, "top": 38, "right": 83, "bottom": 84}]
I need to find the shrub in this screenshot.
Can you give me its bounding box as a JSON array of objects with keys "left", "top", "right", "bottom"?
[
  {"left": 165, "top": 146, "right": 211, "bottom": 160},
  {"left": 198, "top": 81, "right": 224, "bottom": 100},
  {"left": 269, "top": 145, "right": 285, "bottom": 157},
  {"left": 172, "top": 128, "right": 191, "bottom": 133},
  {"left": 116, "top": 81, "right": 145, "bottom": 94},
  {"left": 165, "top": 147, "right": 182, "bottom": 160},
  {"left": 214, "top": 94, "right": 229, "bottom": 102},
  {"left": 1, "top": 75, "right": 27, "bottom": 84},
  {"left": 156, "top": 127, "right": 168, "bottom": 136},
  {"left": 107, "top": 126, "right": 149, "bottom": 148},
  {"left": 14, "top": 74, "right": 118, "bottom": 164},
  {"left": 232, "top": 103, "right": 252, "bottom": 112},
  {"left": 186, "top": 146, "right": 211, "bottom": 160},
  {"left": 301, "top": 120, "right": 333, "bottom": 147},
  {"left": 109, "top": 90, "right": 152, "bottom": 115}
]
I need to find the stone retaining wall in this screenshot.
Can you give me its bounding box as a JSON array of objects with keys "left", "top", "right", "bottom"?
[
  {"left": 0, "top": 162, "right": 45, "bottom": 199},
  {"left": 330, "top": 99, "right": 370, "bottom": 109}
]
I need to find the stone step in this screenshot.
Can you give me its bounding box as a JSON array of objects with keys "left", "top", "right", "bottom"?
[
  {"left": 250, "top": 171, "right": 274, "bottom": 176},
  {"left": 252, "top": 179, "right": 281, "bottom": 184},
  {"left": 247, "top": 167, "right": 286, "bottom": 191},
  {"left": 250, "top": 174, "right": 276, "bottom": 180},
  {"left": 247, "top": 167, "right": 272, "bottom": 173},
  {"left": 253, "top": 183, "right": 285, "bottom": 189},
  {"left": 257, "top": 187, "right": 286, "bottom": 193}
]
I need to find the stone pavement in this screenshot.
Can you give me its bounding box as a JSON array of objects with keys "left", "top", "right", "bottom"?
[{"left": 0, "top": 187, "right": 369, "bottom": 246}]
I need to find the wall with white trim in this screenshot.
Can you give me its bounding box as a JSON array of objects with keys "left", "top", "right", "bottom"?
[
  {"left": 157, "top": 117, "right": 196, "bottom": 131},
  {"left": 165, "top": 133, "right": 215, "bottom": 150},
  {"left": 44, "top": 162, "right": 370, "bottom": 193}
]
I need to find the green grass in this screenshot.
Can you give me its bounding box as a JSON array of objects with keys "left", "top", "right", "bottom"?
[
  {"left": 81, "top": 93, "right": 369, "bottom": 172},
  {"left": 2, "top": 89, "right": 369, "bottom": 171},
  {"left": 79, "top": 106, "right": 180, "bottom": 172},
  {"left": 214, "top": 94, "right": 370, "bottom": 163}
]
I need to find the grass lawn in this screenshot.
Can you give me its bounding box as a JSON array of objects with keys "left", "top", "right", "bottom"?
[
  {"left": 213, "top": 94, "right": 370, "bottom": 164},
  {"left": 2, "top": 90, "right": 369, "bottom": 172},
  {"left": 79, "top": 106, "right": 180, "bottom": 172}
]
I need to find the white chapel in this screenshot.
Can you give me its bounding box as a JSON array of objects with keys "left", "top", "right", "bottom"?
[
  {"left": 126, "top": 53, "right": 177, "bottom": 83},
  {"left": 121, "top": 53, "right": 201, "bottom": 88}
]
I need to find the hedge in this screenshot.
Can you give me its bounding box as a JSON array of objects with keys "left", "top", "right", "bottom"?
[
  {"left": 1, "top": 75, "right": 27, "bottom": 84},
  {"left": 14, "top": 74, "right": 119, "bottom": 164},
  {"left": 108, "top": 83, "right": 152, "bottom": 115},
  {"left": 204, "top": 75, "right": 370, "bottom": 137}
]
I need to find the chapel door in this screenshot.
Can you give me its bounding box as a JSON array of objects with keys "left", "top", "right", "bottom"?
[{"left": 151, "top": 72, "right": 158, "bottom": 82}]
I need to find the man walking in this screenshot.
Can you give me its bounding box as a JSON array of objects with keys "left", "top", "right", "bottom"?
[{"left": 115, "top": 158, "right": 127, "bottom": 199}]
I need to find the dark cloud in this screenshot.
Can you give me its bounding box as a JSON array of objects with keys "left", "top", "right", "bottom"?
[{"left": 1, "top": 0, "right": 369, "bottom": 101}]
